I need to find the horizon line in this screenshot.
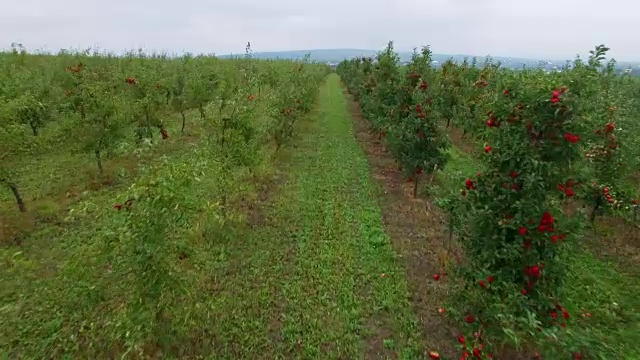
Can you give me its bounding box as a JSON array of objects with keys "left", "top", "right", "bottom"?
[{"left": 220, "top": 48, "right": 639, "bottom": 64}]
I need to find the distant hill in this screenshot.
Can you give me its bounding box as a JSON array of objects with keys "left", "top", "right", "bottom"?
[
  {"left": 218, "top": 49, "right": 379, "bottom": 62},
  {"left": 219, "top": 49, "right": 640, "bottom": 74},
  {"left": 218, "top": 48, "right": 553, "bottom": 67}
]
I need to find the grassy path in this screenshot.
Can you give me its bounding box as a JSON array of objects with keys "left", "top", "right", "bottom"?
[{"left": 206, "top": 74, "right": 424, "bottom": 359}]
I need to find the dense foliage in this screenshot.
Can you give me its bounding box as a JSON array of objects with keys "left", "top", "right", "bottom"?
[
  {"left": 339, "top": 42, "right": 640, "bottom": 359},
  {"left": 0, "top": 44, "right": 330, "bottom": 356}
]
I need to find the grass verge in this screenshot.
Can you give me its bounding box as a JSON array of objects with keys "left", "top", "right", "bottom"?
[{"left": 213, "top": 73, "right": 424, "bottom": 359}]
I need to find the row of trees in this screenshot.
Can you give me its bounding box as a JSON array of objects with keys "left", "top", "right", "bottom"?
[
  {"left": 0, "top": 44, "right": 330, "bottom": 213},
  {"left": 338, "top": 41, "right": 639, "bottom": 359},
  {"left": 1, "top": 45, "right": 331, "bottom": 356}
]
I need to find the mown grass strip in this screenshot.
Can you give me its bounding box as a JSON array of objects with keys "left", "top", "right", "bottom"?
[{"left": 217, "top": 74, "right": 424, "bottom": 359}]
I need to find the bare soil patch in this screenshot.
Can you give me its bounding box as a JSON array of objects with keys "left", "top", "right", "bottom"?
[
  {"left": 447, "top": 126, "right": 477, "bottom": 156},
  {"left": 345, "top": 90, "right": 460, "bottom": 358}
]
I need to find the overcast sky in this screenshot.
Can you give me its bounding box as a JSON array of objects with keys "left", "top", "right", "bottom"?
[{"left": 1, "top": 0, "right": 638, "bottom": 61}]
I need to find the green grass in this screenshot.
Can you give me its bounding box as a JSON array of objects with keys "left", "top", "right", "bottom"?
[
  {"left": 200, "top": 73, "right": 423, "bottom": 358},
  {"left": 0, "top": 109, "right": 202, "bottom": 204},
  {"left": 1, "top": 74, "right": 425, "bottom": 358},
  {"left": 0, "top": 109, "right": 217, "bottom": 358},
  {"left": 562, "top": 249, "right": 640, "bottom": 359}
]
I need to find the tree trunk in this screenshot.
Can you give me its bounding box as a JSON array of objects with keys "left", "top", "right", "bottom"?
[
  {"left": 430, "top": 165, "right": 438, "bottom": 184},
  {"left": 590, "top": 196, "right": 602, "bottom": 223},
  {"left": 136, "top": 126, "right": 144, "bottom": 141},
  {"left": 145, "top": 113, "right": 153, "bottom": 138},
  {"left": 181, "top": 110, "right": 186, "bottom": 134},
  {"left": 413, "top": 176, "right": 419, "bottom": 198},
  {"left": 7, "top": 181, "right": 27, "bottom": 213},
  {"left": 274, "top": 142, "right": 281, "bottom": 157},
  {"left": 220, "top": 118, "right": 228, "bottom": 148},
  {"left": 95, "top": 150, "right": 104, "bottom": 177}
]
